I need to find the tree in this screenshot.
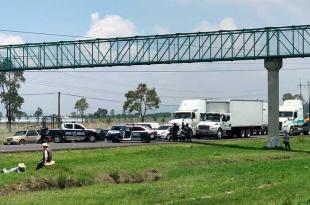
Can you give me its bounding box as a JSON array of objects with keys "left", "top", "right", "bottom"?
[
  {"left": 70, "top": 112, "right": 78, "bottom": 118},
  {"left": 109, "top": 109, "right": 115, "bottom": 117},
  {"left": 0, "top": 59, "right": 25, "bottom": 131},
  {"left": 74, "top": 98, "right": 89, "bottom": 123},
  {"left": 282, "top": 93, "right": 304, "bottom": 102},
  {"left": 123, "top": 83, "right": 161, "bottom": 122},
  {"left": 94, "top": 108, "right": 108, "bottom": 119},
  {"left": 34, "top": 107, "right": 43, "bottom": 122}
]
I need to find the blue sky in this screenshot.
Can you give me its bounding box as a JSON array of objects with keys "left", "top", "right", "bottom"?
[{"left": 0, "top": 0, "right": 309, "bottom": 116}]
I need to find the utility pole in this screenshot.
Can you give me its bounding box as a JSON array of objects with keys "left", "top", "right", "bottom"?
[
  {"left": 58, "top": 91, "right": 61, "bottom": 128},
  {"left": 297, "top": 79, "right": 303, "bottom": 97},
  {"left": 307, "top": 81, "right": 310, "bottom": 120}
]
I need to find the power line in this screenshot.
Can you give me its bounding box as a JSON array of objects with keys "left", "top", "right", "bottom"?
[
  {"left": 0, "top": 29, "right": 92, "bottom": 39},
  {"left": 20, "top": 92, "right": 57, "bottom": 96}
]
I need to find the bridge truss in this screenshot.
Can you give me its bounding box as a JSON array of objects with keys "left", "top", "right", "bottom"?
[{"left": 0, "top": 25, "right": 310, "bottom": 71}]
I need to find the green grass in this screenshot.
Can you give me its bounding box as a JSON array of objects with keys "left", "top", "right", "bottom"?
[{"left": 0, "top": 137, "right": 310, "bottom": 205}]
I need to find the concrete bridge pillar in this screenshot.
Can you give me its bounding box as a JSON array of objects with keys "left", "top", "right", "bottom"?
[{"left": 265, "top": 58, "right": 283, "bottom": 148}]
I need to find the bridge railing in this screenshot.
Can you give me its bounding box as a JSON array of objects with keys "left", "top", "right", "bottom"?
[{"left": 0, "top": 25, "right": 310, "bottom": 71}]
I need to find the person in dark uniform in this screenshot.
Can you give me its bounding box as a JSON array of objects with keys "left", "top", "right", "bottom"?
[
  {"left": 39, "top": 126, "right": 48, "bottom": 143},
  {"left": 283, "top": 131, "right": 291, "bottom": 151},
  {"left": 181, "top": 123, "right": 188, "bottom": 142},
  {"left": 170, "top": 123, "right": 179, "bottom": 142},
  {"left": 36, "top": 143, "right": 54, "bottom": 170},
  {"left": 185, "top": 123, "right": 192, "bottom": 142}
]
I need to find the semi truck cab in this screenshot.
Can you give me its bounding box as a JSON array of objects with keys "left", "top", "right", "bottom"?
[
  {"left": 196, "top": 113, "right": 231, "bottom": 139},
  {"left": 279, "top": 100, "right": 304, "bottom": 135},
  {"left": 169, "top": 99, "right": 207, "bottom": 133}
]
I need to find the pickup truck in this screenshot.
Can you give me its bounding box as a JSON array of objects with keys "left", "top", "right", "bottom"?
[{"left": 46, "top": 123, "right": 99, "bottom": 143}]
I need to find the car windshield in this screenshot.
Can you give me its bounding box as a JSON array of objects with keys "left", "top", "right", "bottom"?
[
  {"left": 175, "top": 112, "right": 191, "bottom": 119},
  {"left": 157, "top": 126, "right": 171, "bottom": 130},
  {"left": 111, "top": 126, "right": 126, "bottom": 131},
  {"left": 279, "top": 111, "right": 293, "bottom": 118},
  {"left": 15, "top": 131, "right": 27, "bottom": 136},
  {"left": 202, "top": 113, "right": 220, "bottom": 122}
]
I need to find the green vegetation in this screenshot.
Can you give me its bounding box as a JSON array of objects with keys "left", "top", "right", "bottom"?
[{"left": 0, "top": 137, "right": 310, "bottom": 205}]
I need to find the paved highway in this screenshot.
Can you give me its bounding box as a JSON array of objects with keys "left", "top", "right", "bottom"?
[{"left": 0, "top": 136, "right": 268, "bottom": 153}]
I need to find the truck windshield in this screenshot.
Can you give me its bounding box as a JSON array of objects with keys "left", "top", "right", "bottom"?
[
  {"left": 203, "top": 113, "right": 221, "bottom": 122},
  {"left": 175, "top": 112, "right": 191, "bottom": 119},
  {"left": 279, "top": 111, "right": 293, "bottom": 118}
]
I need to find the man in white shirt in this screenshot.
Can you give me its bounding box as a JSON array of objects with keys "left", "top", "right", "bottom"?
[{"left": 36, "top": 143, "right": 55, "bottom": 170}]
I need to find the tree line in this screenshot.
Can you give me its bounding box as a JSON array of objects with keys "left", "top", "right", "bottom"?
[{"left": 0, "top": 58, "right": 162, "bottom": 130}]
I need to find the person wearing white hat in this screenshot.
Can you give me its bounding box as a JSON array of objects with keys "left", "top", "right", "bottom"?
[
  {"left": 36, "top": 143, "right": 54, "bottom": 170},
  {"left": 1, "top": 163, "right": 26, "bottom": 174}
]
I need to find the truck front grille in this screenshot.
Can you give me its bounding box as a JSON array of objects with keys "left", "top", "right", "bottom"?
[{"left": 198, "top": 125, "right": 210, "bottom": 130}]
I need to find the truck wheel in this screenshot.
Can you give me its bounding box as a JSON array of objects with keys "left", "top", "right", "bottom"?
[
  {"left": 217, "top": 129, "right": 223, "bottom": 139},
  {"left": 246, "top": 129, "right": 251, "bottom": 138},
  {"left": 111, "top": 137, "right": 120, "bottom": 143},
  {"left": 19, "top": 139, "right": 26, "bottom": 145},
  {"left": 263, "top": 128, "right": 268, "bottom": 135},
  {"left": 257, "top": 129, "right": 262, "bottom": 135},
  {"left": 88, "top": 135, "right": 96, "bottom": 143},
  {"left": 289, "top": 127, "right": 294, "bottom": 136},
  {"left": 240, "top": 129, "right": 246, "bottom": 138},
  {"left": 54, "top": 135, "right": 62, "bottom": 143}
]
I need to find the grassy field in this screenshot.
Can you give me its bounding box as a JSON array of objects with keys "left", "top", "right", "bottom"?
[{"left": 0, "top": 137, "right": 309, "bottom": 205}]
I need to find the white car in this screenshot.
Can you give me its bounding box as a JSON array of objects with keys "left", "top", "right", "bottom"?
[{"left": 157, "top": 124, "right": 172, "bottom": 140}]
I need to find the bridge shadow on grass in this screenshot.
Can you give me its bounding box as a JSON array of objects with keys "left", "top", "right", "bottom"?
[{"left": 190, "top": 140, "right": 310, "bottom": 155}]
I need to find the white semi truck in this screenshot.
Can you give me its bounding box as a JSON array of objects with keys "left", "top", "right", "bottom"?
[
  {"left": 168, "top": 99, "right": 207, "bottom": 133},
  {"left": 279, "top": 100, "right": 304, "bottom": 135},
  {"left": 196, "top": 100, "right": 268, "bottom": 139}
]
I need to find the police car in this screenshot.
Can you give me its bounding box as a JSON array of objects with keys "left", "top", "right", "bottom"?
[
  {"left": 46, "top": 123, "right": 99, "bottom": 143},
  {"left": 106, "top": 125, "right": 157, "bottom": 143}
]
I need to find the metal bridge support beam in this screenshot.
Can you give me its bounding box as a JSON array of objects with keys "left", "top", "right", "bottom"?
[{"left": 265, "top": 58, "right": 283, "bottom": 148}]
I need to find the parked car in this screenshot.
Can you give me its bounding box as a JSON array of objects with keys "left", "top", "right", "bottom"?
[
  {"left": 303, "top": 122, "right": 310, "bottom": 135},
  {"left": 46, "top": 123, "right": 99, "bottom": 143},
  {"left": 157, "top": 124, "right": 172, "bottom": 140},
  {"left": 106, "top": 125, "right": 157, "bottom": 143},
  {"left": 106, "top": 125, "right": 128, "bottom": 141},
  {"left": 3, "top": 130, "right": 40, "bottom": 145}
]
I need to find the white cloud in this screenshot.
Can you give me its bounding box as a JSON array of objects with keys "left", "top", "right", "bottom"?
[
  {"left": 85, "top": 12, "right": 136, "bottom": 38},
  {"left": 193, "top": 17, "right": 237, "bottom": 32},
  {"left": 153, "top": 25, "right": 170, "bottom": 34},
  {"left": 0, "top": 34, "right": 24, "bottom": 45}
]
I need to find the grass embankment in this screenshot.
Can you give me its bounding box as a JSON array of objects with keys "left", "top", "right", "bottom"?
[{"left": 0, "top": 137, "right": 310, "bottom": 205}]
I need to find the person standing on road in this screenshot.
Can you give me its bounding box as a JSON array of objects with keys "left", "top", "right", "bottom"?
[
  {"left": 39, "top": 125, "right": 48, "bottom": 143},
  {"left": 185, "top": 123, "right": 192, "bottom": 142},
  {"left": 36, "top": 143, "right": 55, "bottom": 170},
  {"left": 283, "top": 131, "right": 291, "bottom": 151},
  {"left": 170, "top": 123, "right": 179, "bottom": 142}
]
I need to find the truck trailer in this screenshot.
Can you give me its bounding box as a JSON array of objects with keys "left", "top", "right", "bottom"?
[{"left": 196, "top": 100, "right": 267, "bottom": 139}]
